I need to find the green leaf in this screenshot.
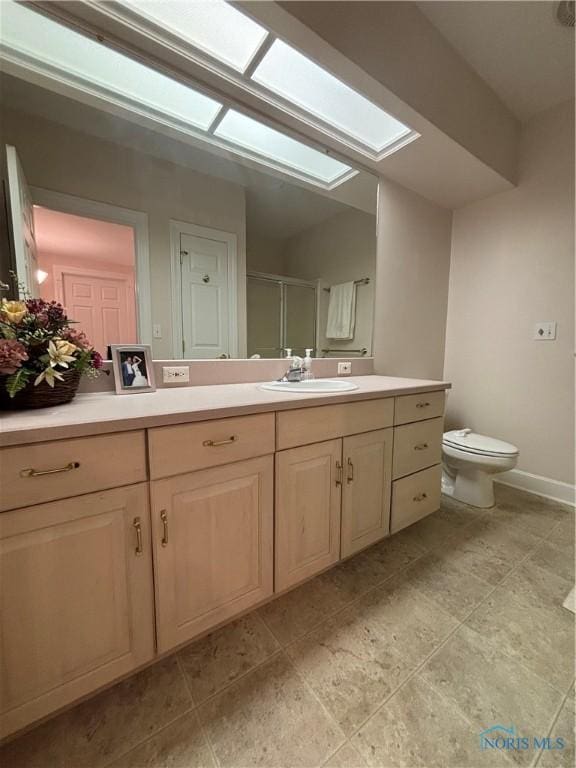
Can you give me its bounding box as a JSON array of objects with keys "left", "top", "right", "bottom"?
[{"left": 5, "top": 368, "right": 32, "bottom": 398}]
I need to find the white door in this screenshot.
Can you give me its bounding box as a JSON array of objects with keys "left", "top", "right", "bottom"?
[
  {"left": 174, "top": 223, "right": 237, "bottom": 359},
  {"left": 5, "top": 145, "right": 38, "bottom": 297}
]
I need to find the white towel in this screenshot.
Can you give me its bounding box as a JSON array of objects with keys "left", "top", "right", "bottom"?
[{"left": 326, "top": 281, "right": 356, "bottom": 340}]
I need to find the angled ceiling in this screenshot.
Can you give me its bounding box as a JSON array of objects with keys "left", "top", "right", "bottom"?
[{"left": 418, "top": 1, "right": 575, "bottom": 121}]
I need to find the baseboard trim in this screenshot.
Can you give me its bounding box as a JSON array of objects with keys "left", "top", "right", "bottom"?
[{"left": 495, "top": 469, "right": 575, "bottom": 507}]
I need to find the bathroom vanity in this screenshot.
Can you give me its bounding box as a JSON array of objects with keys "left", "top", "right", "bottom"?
[{"left": 0, "top": 376, "right": 448, "bottom": 738}]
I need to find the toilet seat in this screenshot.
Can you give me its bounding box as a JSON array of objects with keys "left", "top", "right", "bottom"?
[{"left": 443, "top": 429, "right": 518, "bottom": 458}]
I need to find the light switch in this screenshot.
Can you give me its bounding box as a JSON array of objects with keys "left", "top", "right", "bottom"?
[
  {"left": 534, "top": 322, "right": 557, "bottom": 340},
  {"left": 153, "top": 324, "right": 162, "bottom": 339}
]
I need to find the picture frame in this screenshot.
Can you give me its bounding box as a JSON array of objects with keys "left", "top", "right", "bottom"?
[{"left": 110, "top": 344, "right": 156, "bottom": 395}]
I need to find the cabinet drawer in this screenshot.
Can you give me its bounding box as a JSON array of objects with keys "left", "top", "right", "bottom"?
[
  {"left": 394, "top": 391, "right": 445, "bottom": 425},
  {"left": 390, "top": 465, "right": 442, "bottom": 534},
  {"left": 393, "top": 418, "right": 444, "bottom": 480},
  {"left": 276, "top": 398, "right": 394, "bottom": 450},
  {"left": 149, "top": 413, "right": 275, "bottom": 479},
  {"left": 0, "top": 432, "right": 146, "bottom": 512}
]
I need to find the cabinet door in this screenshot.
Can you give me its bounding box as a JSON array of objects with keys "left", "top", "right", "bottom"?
[
  {"left": 275, "top": 440, "right": 342, "bottom": 592},
  {"left": 341, "top": 429, "right": 393, "bottom": 558},
  {"left": 0, "top": 484, "right": 155, "bottom": 739},
  {"left": 151, "top": 456, "right": 274, "bottom": 653}
]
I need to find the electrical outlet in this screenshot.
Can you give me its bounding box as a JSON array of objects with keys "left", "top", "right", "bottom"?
[
  {"left": 534, "top": 322, "right": 557, "bottom": 340},
  {"left": 162, "top": 366, "right": 190, "bottom": 383},
  {"left": 153, "top": 324, "right": 162, "bottom": 339},
  {"left": 337, "top": 361, "right": 352, "bottom": 376}
]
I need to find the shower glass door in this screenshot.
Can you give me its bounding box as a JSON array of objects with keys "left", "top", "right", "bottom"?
[{"left": 247, "top": 273, "right": 316, "bottom": 358}]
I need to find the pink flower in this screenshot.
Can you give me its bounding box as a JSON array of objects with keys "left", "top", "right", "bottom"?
[
  {"left": 91, "top": 351, "right": 103, "bottom": 369},
  {"left": 0, "top": 339, "right": 28, "bottom": 374},
  {"left": 61, "top": 327, "right": 91, "bottom": 349}
]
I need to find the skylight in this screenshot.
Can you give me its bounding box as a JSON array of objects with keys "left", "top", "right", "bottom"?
[
  {"left": 101, "top": 2, "right": 417, "bottom": 158},
  {"left": 251, "top": 40, "right": 412, "bottom": 155},
  {"left": 214, "top": 111, "right": 354, "bottom": 186},
  {"left": 0, "top": 0, "right": 223, "bottom": 131},
  {"left": 0, "top": 1, "right": 356, "bottom": 189},
  {"left": 117, "top": 0, "right": 269, "bottom": 73}
]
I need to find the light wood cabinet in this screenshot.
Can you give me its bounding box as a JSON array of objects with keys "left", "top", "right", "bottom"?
[
  {"left": 0, "top": 431, "right": 147, "bottom": 512},
  {"left": 390, "top": 464, "right": 442, "bottom": 534},
  {"left": 276, "top": 398, "right": 394, "bottom": 450},
  {"left": 151, "top": 456, "right": 274, "bottom": 653},
  {"left": 394, "top": 390, "right": 445, "bottom": 425},
  {"left": 392, "top": 417, "right": 444, "bottom": 479},
  {"left": 341, "top": 429, "right": 393, "bottom": 558},
  {"left": 0, "top": 386, "right": 447, "bottom": 739},
  {"left": 0, "top": 484, "right": 155, "bottom": 739},
  {"left": 275, "top": 440, "right": 342, "bottom": 592},
  {"left": 149, "top": 413, "right": 275, "bottom": 479}
]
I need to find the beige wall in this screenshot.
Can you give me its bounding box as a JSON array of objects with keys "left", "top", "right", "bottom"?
[
  {"left": 283, "top": 208, "right": 376, "bottom": 355},
  {"left": 444, "top": 101, "right": 575, "bottom": 485},
  {"left": 1, "top": 107, "right": 247, "bottom": 358},
  {"left": 246, "top": 232, "right": 287, "bottom": 275},
  {"left": 373, "top": 179, "right": 452, "bottom": 379}
]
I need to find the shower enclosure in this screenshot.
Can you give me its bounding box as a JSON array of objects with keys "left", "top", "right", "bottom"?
[{"left": 247, "top": 272, "right": 317, "bottom": 358}]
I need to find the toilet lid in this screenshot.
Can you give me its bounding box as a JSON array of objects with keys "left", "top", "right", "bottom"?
[{"left": 443, "top": 429, "right": 519, "bottom": 457}]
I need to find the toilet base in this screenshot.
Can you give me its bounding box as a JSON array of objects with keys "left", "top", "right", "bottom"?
[{"left": 442, "top": 466, "right": 496, "bottom": 508}]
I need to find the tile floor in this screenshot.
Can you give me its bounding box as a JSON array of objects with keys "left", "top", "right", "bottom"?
[{"left": 1, "top": 485, "right": 574, "bottom": 768}]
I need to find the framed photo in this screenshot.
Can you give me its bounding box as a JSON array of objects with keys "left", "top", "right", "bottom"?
[{"left": 111, "top": 345, "right": 156, "bottom": 395}]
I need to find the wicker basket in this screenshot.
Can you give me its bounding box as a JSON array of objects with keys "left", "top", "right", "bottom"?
[{"left": 0, "top": 368, "right": 82, "bottom": 410}]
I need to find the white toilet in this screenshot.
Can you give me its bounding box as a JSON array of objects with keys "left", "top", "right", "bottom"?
[{"left": 442, "top": 428, "right": 519, "bottom": 508}]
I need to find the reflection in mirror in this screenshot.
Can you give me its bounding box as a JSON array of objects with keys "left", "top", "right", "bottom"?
[{"left": 0, "top": 2, "right": 377, "bottom": 360}]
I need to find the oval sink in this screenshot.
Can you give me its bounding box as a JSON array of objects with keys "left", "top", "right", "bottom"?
[{"left": 260, "top": 379, "right": 359, "bottom": 394}]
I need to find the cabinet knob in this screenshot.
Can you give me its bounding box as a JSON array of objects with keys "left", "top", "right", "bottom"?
[
  {"left": 414, "top": 443, "right": 429, "bottom": 451},
  {"left": 20, "top": 461, "right": 80, "bottom": 478},
  {"left": 160, "top": 509, "right": 169, "bottom": 547},
  {"left": 203, "top": 435, "right": 239, "bottom": 447},
  {"left": 335, "top": 461, "right": 343, "bottom": 487},
  {"left": 346, "top": 458, "right": 354, "bottom": 484},
  {"left": 413, "top": 492, "right": 428, "bottom": 502},
  {"left": 133, "top": 516, "right": 143, "bottom": 556}
]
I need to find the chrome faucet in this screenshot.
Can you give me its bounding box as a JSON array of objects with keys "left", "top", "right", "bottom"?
[{"left": 279, "top": 353, "right": 305, "bottom": 382}]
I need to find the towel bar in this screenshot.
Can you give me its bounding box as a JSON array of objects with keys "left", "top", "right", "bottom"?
[{"left": 323, "top": 278, "right": 369, "bottom": 292}]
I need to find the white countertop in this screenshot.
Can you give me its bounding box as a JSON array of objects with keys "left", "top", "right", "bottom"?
[{"left": 0, "top": 375, "right": 450, "bottom": 447}]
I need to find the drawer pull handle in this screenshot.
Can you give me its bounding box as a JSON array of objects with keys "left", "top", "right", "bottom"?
[
  {"left": 20, "top": 461, "right": 80, "bottom": 478},
  {"left": 160, "top": 509, "right": 169, "bottom": 547},
  {"left": 335, "top": 460, "right": 343, "bottom": 487},
  {"left": 133, "top": 516, "right": 143, "bottom": 556},
  {"left": 347, "top": 457, "right": 354, "bottom": 484},
  {"left": 416, "top": 402, "right": 430, "bottom": 409},
  {"left": 414, "top": 443, "right": 429, "bottom": 451},
  {"left": 202, "top": 435, "right": 239, "bottom": 447},
  {"left": 413, "top": 492, "right": 428, "bottom": 502}
]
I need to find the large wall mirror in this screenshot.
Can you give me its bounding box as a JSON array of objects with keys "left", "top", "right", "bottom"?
[{"left": 0, "top": 1, "right": 377, "bottom": 360}]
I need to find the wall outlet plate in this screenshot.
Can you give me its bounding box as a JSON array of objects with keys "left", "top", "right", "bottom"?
[
  {"left": 534, "top": 321, "right": 557, "bottom": 340},
  {"left": 337, "top": 361, "right": 352, "bottom": 376},
  {"left": 162, "top": 366, "right": 190, "bottom": 383}
]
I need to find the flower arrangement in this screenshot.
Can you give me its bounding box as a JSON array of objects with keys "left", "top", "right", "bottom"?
[{"left": 0, "top": 297, "right": 102, "bottom": 400}]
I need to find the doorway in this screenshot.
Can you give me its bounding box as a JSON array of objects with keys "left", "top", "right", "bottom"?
[{"left": 32, "top": 207, "right": 138, "bottom": 356}]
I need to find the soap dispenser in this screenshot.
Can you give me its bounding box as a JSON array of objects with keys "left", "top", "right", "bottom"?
[{"left": 302, "top": 349, "right": 314, "bottom": 380}]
